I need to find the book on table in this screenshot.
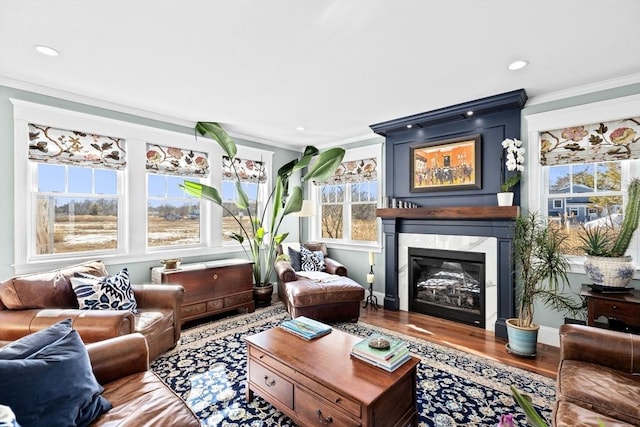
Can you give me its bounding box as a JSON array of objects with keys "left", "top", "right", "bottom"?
[
  {"left": 280, "top": 316, "right": 332, "bottom": 340},
  {"left": 350, "top": 334, "right": 411, "bottom": 372}
]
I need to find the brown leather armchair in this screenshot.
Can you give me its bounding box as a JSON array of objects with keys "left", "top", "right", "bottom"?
[
  {"left": 0, "top": 260, "right": 184, "bottom": 361},
  {"left": 554, "top": 324, "right": 640, "bottom": 426},
  {"left": 275, "top": 242, "right": 364, "bottom": 322},
  {"left": 88, "top": 333, "right": 199, "bottom": 426}
]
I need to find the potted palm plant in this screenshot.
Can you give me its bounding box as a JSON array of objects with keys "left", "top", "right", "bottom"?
[
  {"left": 580, "top": 177, "right": 640, "bottom": 288},
  {"left": 507, "top": 212, "right": 583, "bottom": 357},
  {"left": 180, "top": 122, "right": 344, "bottom": 306}
]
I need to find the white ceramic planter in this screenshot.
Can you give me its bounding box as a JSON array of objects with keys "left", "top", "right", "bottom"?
[
  {"left": 583, "top": 255, "right": 635, "bottom": 287},
  {"left": 497, "top": 192, "right": 514, "bottom": 206}
]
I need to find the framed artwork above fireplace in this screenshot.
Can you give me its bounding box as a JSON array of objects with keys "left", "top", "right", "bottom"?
[{"left": 409, "top": 134, "right": 481, "bottom": 192}]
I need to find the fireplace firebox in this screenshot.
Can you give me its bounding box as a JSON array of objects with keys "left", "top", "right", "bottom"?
[{"left": 409, "top": 247, "right": 485, "bottom": 328}]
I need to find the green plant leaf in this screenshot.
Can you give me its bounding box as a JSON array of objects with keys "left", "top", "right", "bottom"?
[
  {"left": 274, "top": 232, "right": 289, "bottom": 246},
  {"left": 303, "top": 147, "right": 345, "bottom": 182},
  {"left": 180, "top": 180, "right": 222, "bottom": 205},
  {"left": 229, "top": 232, "right": 244, "bottom": 244},
  {"left": 510, "top": 386, "right": 549, "bottom": 427},
  {"left": 282, "top": 186, "right": 303, "bottom": 217},
  {"left": 195, "top": 122, "right": 237, "bottom": 159},
  {"left": 235, "top": 181, "right": 249, "bottom": 210},
  {"left": 270, "top": 176, "right": 284, "bottom": 231},
  {"left": 293, "top": 146, "right": 320, "bottom": 171}
]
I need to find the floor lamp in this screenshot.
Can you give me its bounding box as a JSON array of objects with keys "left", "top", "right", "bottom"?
[{"left": 294, "top": 200, "right": 316, "bottom": 242}]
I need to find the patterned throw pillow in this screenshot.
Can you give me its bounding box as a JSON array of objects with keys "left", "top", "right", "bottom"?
[
  {"left": 300, "top": 246, "right": 325, "bottom": 272},
  {"left": 70, "top": 268, "right": 138, "bottom": 313}
]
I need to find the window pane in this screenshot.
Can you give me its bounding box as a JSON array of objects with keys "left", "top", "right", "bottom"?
[
  {"left": 596, "top": 162, "right": 621, "bottom": 192},
  {"left": 147, "top": 200, "right": 200, "bottom": 247},
  {"left": 573, "top": 164, "right": 594, "bottom": 191},
  {"left": 222, "top": 180, "right": 259, "bottom": 242},
  {"left": 35, "top": 196, "right": 118, "bottom": 254},
  {"left": 549, "top": 166, "right": 570, "bottom": 193},
  {"left": 166, "top": 176, "right": 184, "bottom": 198},
  {"left": 37, "top": 164, "right": 64, "bottom": 192},
  {"left": 68, "top": 167, "right": 92, "bottom": 193},
  {"left": 351, "top": 203, "right": 376, "bottom": 241},
  {"left": 95, "top": 169, "right": 117, "bottom": 194},
  {"left": 148, "top": 174, "right": 166, "bottom": 197},
  {"left": 321, "top": 205, "right": 343, "bottom": 239}
]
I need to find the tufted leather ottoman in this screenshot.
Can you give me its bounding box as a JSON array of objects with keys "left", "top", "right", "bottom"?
[{"left": 279, "top": 277, "right": 365, "bottom": 322}]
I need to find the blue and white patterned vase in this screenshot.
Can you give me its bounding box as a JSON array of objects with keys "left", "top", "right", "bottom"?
[{"left": 583, "top": 255, "right": 635, "bottom": 288}]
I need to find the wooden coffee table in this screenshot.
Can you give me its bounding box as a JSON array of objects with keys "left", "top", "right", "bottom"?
[{"left": 245, "top": 326, "right": 419, "bottom": 426}]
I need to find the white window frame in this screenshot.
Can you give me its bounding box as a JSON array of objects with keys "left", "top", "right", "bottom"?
[
  {"left": 525, "top": 93, "right": 640, "bottom": 276},
  {"left": 11, "top": 99, "right": 233, "bottom": 274},
  {"left": 310, "top": 143, "right": 383, "bottom": 252}
]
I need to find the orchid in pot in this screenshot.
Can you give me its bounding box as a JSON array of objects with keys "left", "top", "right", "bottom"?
[
  {"left": 180, "top": 122, "right": 344, "bottom": 301},
  {"left": 498, "top": 138, "right": 525, "bottom": 206}
]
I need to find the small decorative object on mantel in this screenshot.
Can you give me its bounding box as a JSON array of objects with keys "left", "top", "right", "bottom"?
[
  {"left": 363, "top": 251, "right": 378, "bottom": 309},
  {"left": 498, "top": 138, "right": 525, "bottom": 206}
]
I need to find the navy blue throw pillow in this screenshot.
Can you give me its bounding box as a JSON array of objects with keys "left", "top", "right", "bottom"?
[
  {"left": 288, "top": 246, "right": 302, "bottom": 272},
  {"left": 0, "top": 319, "right": 112, "bottom": 427}
]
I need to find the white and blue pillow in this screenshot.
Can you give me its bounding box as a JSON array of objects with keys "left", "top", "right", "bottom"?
[
  {"left": 300, "top": 246, "right": 325, "bottom": 272},
  {"left": 71, "top": 268, "right": 138, "bottom": 313}
]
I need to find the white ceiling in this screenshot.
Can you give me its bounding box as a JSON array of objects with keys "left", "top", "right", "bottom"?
[{"left": 1, "top": 0, "right": 639, "bottom": 148}]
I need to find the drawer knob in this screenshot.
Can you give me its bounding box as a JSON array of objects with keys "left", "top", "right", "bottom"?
[
  {"left": 334, "top": 397, "right": 341, "bottom": 403},
  {"left": 612, "top": 305, "right": 617, "bottom": 309},
  {"left": 316, "top": 409, "right": 333, "bottom": 425},
  {"left": 213, "top": 274, "right": 218, "bottom": 280},
  {"left": 264, "top": 376, "right": 276, "bottom": 387}
]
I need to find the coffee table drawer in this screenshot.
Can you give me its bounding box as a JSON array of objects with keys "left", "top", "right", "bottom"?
[
  {"left": 249, "top": 359, "right": 293, "bottom": 409},
  {"left": 249, "top": 347, "right": 296, "bottom": 378},
  {"left": 295, "top": 386, "right": 361, "bottom": 427},
  {"left": 295, "top": 372, "right": 361, "bottom": 417}
]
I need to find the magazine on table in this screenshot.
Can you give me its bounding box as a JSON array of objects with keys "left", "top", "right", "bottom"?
[{"left": 280, "top": 316, "right": 332, "bottom": 340}]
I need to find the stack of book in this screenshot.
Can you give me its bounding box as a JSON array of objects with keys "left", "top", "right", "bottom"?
[
  {"left": 350, "top": 334, "right": 410, "bottom": 372},
  {"left": 280, "top": 316, "right": 332, "bottom": 340}
]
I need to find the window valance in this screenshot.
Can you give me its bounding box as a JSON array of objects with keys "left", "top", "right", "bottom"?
[
  {"left": 28, "top": 123, "right": 126, "bottom": 170},
  {"left": 146, "top": 144, "right": 210, "bottom": 177},
  {"left": 223, "top": 156, "right": 266, "bottom": 183},
  {"left": 314, "top": 158, "right": 377, "bottom": 185},
  {"left": 539, "top": 117, "right": 640, "bottom": 166}
]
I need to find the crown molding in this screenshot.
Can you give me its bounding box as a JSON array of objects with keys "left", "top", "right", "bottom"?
[{"left": 526, "top": 73, "right": 640, "bottom": 106}]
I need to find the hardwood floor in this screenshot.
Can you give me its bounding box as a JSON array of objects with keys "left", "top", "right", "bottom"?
[{"left": 358, "top": 305, "right": 560, "bottom": 379}]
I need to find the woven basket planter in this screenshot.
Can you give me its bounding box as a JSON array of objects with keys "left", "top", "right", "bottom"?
[{"left": 583, "top": 255, "right": 635, "bottom": 287}]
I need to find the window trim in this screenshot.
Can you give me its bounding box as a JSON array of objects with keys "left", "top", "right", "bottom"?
[
  {"left": 525, "top": 93, "right": 640, "bottom": 275},
  {"left": 310, "top": 143, "right": 383, "bottom": 251}
]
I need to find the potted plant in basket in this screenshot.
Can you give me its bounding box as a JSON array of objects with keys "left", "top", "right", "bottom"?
[
  {"left": 507, "top": 212, "right": 583, "bottom": 357},
  {"left": 180, "top": 122, "right": 345, "bottom": 306},
  {"left": 579, "top": 177, "right": 640, "bottom": 288},
  {"left": 498, "top": 138, "right": 525, "bottom": 206}
]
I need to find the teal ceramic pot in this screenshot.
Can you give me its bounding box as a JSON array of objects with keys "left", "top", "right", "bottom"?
[{"left": 506, "top": 318, "right": 539, "bottom": 357}]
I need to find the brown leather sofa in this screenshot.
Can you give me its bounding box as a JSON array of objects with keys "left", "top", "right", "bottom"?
[
  {"left": 88, "top": 333, "right": 199, "bottom": 426},
  {"left": 0, "top": 260, "right": 184, "bottom": 361},
  {"left": 554, "top": 324, "right": 640, "bottom": 427},
  {"left": 275, "top": 242, "right": 364, "bottom": 322}
]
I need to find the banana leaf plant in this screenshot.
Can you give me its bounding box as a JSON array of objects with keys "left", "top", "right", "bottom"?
[{"left": 180, "top": 122, "right": 345, "bottom": 287}]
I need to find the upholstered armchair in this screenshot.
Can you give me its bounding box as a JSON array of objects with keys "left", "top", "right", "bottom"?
[{"left": 274, "top": 242, "right": 364, "bottom": 322}]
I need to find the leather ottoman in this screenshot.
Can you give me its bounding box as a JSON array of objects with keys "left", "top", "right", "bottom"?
[{"left": 279, "top": 277, "right": 365, "bottom": 322}]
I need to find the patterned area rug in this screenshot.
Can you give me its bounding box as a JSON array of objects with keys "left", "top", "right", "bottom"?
[{"left": 151, "top": 304, "right": 555, "bottom": 426}]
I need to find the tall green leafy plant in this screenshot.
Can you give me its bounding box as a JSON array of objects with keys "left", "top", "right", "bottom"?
[
  {"left": 514, "top": 212, "right": 583, "bottom": 328},
  {"left": 180, "top": 122, "right": 345, "bottom": 287}
]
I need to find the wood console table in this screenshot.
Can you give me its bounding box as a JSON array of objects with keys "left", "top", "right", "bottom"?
[
  {"left": 580, "top": 284, "right": 640, "bottom": 334},
  {"left": 151, "top": 259, "right": 254, "bottom": 324},
  {"left": 246, "top": 327, "right": 419, "bottom": 426}
]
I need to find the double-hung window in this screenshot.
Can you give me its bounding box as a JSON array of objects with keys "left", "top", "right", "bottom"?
[
  {"left": 28, "top": 123, "right": 126, "bottom": 257},
  {"left": 312, "top": 144, "right": 382, "bottom": 246},
  {"left": 145, "top": 144, "right": 209, "bottom": 248},
  {"left": 526, "top": 95, "right": 640, "bottom": 267}
]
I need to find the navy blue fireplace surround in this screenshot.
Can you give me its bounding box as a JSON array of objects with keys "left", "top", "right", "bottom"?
[{"left": 370, "top": 89, "right": 527, "bottom": 339}]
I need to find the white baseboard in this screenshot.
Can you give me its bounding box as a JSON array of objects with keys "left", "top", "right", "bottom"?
[{"left": 538, "top": 325, "right": 560, "bottom": 347}]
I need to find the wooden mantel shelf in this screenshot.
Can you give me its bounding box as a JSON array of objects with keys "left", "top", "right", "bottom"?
[{"left": 376, "top": 206, "right": 520, "bottom": 220}]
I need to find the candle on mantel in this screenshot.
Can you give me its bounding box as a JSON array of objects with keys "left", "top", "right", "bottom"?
[{"left": 369, "top": 251, "right": 375, "bottom": 266}]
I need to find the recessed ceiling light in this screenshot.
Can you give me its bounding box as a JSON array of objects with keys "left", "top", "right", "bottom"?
[
  {"left": 295, "top": 126, "right": 306, "bottom": 131},
  {"left": 35, "top": 45, "right": 59, "bottom": 56},
  {"left": 508, "top": 60, "right": 528, "bottom": 71},
  {"left": 466, "top": 111, "right": 474, "bottom": 116}
]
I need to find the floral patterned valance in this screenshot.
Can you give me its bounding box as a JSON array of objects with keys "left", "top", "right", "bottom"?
[
  {"left": 315, "top": 158, "right": 377, "bottom": 185},
  {"left": 28, "top": 123, "right": 126, "bottom": 170},
  {"left": 539, "top": 117, "right": 640, "bottom": 166},
  {"left": 223, "top": 156, "right": 267, "bottom": 183},
  {"left": 146, "top": 144, "right": 210, "bottom": 177}
]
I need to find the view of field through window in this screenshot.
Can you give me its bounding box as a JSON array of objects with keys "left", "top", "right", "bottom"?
[{"left": 321, "top": 181, "right": 378, "bottom": 242}]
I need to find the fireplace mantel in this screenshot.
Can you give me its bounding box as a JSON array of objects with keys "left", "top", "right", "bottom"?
[{"left": 376, "top": 206, "right": 519, "bottom": 220}]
